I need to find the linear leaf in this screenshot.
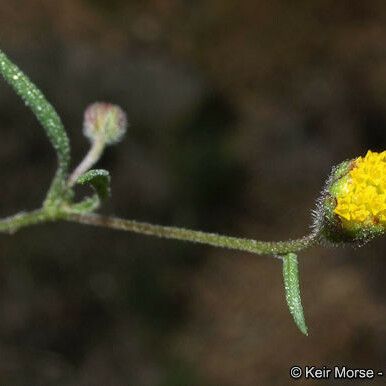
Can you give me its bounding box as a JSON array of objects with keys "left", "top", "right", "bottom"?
[
  {"left": 0, "top": 49, "right": 70, "bottom": 203},
  {"left": 282, "top": 253, "right": 308, "bottom": 335},
  {"left": 77, "top": 169, "right": 111, "bottom": 201}
]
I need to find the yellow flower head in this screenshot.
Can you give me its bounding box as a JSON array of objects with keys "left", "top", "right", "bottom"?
[{"left": 333, "top": 150, "right": 386, "bottom": 227}]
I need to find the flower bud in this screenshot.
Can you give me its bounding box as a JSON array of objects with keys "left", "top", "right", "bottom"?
[
  {"left": 83, "top": 102, "right": 127, "bottom": 145},
  {"left": 316, "top": 150, "right": 386, "bottom": 244}
]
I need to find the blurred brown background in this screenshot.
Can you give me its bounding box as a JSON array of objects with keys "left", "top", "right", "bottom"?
[{"left": 1, "top": 1, "right": 386, "bottom": 385}]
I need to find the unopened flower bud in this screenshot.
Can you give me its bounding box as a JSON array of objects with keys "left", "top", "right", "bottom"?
[
  {"left": 83, "top": 102, "right": 127, "bottom": 145},
  {"left": 316, "top": 150, "right": 386, "bottom": 244}
]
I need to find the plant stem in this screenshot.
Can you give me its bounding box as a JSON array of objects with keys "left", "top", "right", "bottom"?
[
  {"left": 0, "top": 209, "right": 51, "bottom": 234},
  {"left": 68, "top": 138, "right": 105, "bottom": 186},
  {"left": 67, "top": 213, "right": 318, "bottom": 256},
  {"left": 0, "top": 208, "right": 318, "bottom": 256}
]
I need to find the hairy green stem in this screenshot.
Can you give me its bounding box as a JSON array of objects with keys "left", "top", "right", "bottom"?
[
  {"left": 0, "top": 208, "right": 318, "bottom": 256},
  {"left": 0, "top": 209, "right": 54, "bottom": 234},
  {"left": 67, "top": 213, "right": 318, "bottom": 256}
]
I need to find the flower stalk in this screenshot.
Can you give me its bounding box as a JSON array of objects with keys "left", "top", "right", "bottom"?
[
  {"left": 0, "top": 207, "right": 318, "bottom": 257},
  {"left": 68, "top": 137, "right": 105, "bottom": 186},
  {"left": 66, "top": 213, "right": 319, "bottom": 256}
]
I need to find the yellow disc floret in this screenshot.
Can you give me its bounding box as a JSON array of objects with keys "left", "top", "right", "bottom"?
[{"left": 334, "top": 150, "right": 386, "bottom": 226}]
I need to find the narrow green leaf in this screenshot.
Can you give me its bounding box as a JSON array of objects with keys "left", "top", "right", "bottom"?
[
  {"left": 0, "top": 49, "right": 70, "bottom": 202},
  {"left": 66, "top": 195, "right": 100, "bottom": 215},
  {"left": 282, "top": 253, "right": 308, "bottom": 335},
  {"left": 77, "top": 169, "right": 111, "bottom": 201}
]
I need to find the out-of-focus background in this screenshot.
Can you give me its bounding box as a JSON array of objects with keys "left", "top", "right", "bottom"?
[{"left": 0, "top": 1, "right": 386, "bottom": 385}]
